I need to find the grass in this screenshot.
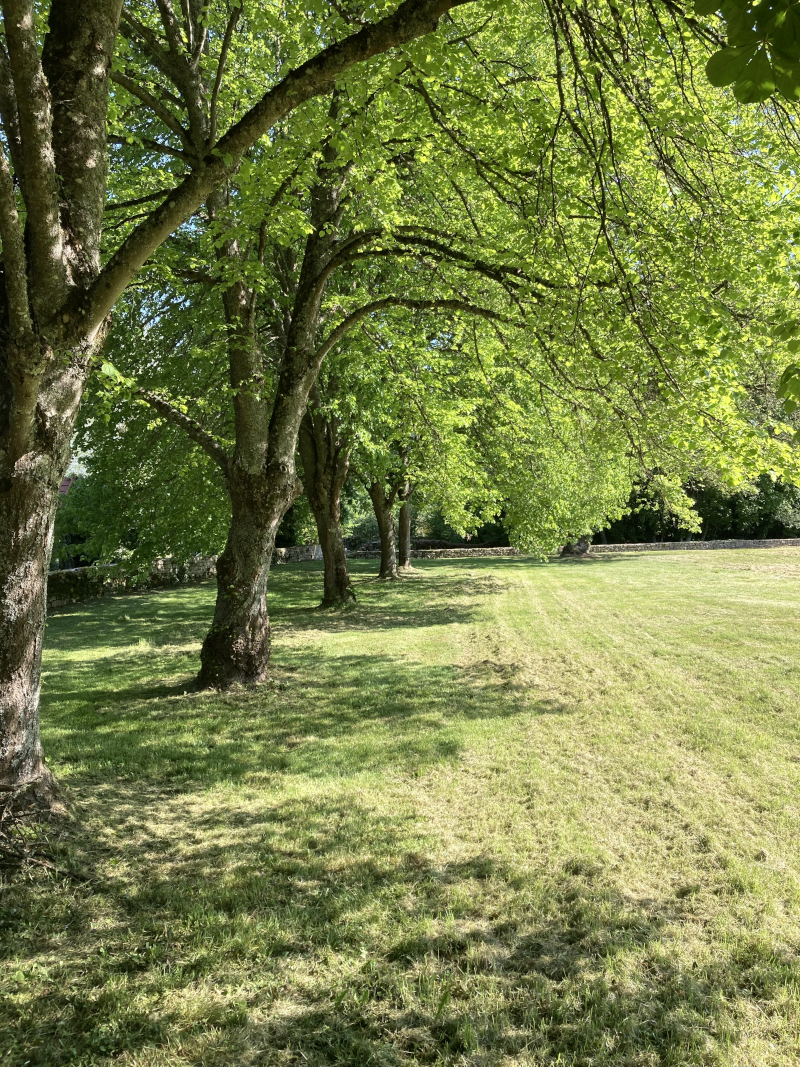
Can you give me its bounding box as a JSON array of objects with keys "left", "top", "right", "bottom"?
[{"left": 2, "top": 550, "right": 800, "bottom": 1066}]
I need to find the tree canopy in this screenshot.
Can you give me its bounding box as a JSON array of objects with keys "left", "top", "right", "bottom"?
[{"left": 4, "top": 0, "right": 800, "bottom": 800}]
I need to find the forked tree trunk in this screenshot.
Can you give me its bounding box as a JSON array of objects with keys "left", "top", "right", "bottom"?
[
  {"left": 368, "top": 482, "right": 399, "bottom": 580},
  {"left": 199, "top": 114, "right": 351, "bottom": 678},
  {"left": 399, "top": 486, "right": 413, "bottom": 569},
  {"left": 299, "top": 408, "right": 355, "bottom": 607}
]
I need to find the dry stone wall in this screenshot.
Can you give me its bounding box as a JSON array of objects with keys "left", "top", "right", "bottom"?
[
  {"left": 47, "top": 545, "right": 323, "bottom": 610},
  {"left": 588, "top": 538, "right": 800, "bottom": 554},
  {"left": 348, "top": 546, "right": 520, "bottom": 560}
]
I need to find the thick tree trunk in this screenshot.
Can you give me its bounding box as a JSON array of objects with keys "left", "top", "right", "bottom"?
[
  {"left": 368, "top": 482, "right": 398, "bottom": 580},
  {"left": 0, "top": 469, "right": 60, "bottom": 798},
  {"left": 0, "top": 2, "right": 121, "bottom": 802},
  {"left": 0, "top": 358, "right": 87, "bottom": 799},
  {"left": 299, "top": 406, "right": 354, "bottom": 607},
  {"left": 198, "top": 465, "right": 300, "bottom": 687},
  {"left": 319, "top": 520, "right": 354, "bottom": 605},
  {"left": 399, "top": 486, "right": 413, "bottom": 569}
]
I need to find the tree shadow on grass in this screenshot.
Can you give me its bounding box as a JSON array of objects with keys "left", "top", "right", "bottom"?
[
  {"left": 2, "top": 791, "right": 783, "bottom": 1066},
  {"left": 43, "top": 561, "right": 509, "bottom": 650},
  {"left": 12, "top": 557, "right": 792, "bottom": 1064},
  {"left": 45, "top": 589, "right": 213, "bottom": 652},
  {"left": 40, "top": 642, "right": 566, "bottom": 788},
  {"left": 41, "top": 562, "right": 552, "bottom": 788},
  {"left": 273, "top": 565, "right": 511, "bottom": 633}
]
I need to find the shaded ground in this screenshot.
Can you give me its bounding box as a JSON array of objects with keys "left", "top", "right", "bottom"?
[{"left": 2, "top": 552, "right": 800, "bottom": 1065}]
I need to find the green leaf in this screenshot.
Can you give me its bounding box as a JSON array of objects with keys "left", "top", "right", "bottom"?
[
  {"left": 99, "top": 361, "right": 123, "bottom": 382},
  {"left": 732, "top": 49, "right": 776, "bottom": 101},
  {"left": 773, "top": 318, "right": 800, "bottom": 341},
  {"left": 776, "top": 363, "right": 800, "bottom": 399},
  {"left": 694, "top": 0, "right": 722, "bottom": 13},
  {"left": 773, "top": 53, "right": 800, "bottom": 98},
  {"left": 774, "top": 7, "right": 800, "bottom": 61},
  {"left": 706, "top": 45, "right": 756, "bottom": 86},
  {"left": 726, "top": 5, "right": 762, "bottom": 47}
]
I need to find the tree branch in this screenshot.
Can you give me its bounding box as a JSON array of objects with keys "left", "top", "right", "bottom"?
[
  {"left": 108, "top": 134, "right": 192, "bottom": 161},
  {"left": 78, "top": 0, "right": 477, "bottom": 339},
  {"left": 155, "top": 0, "right": 185, "bottom": 56},
  {"left": 111, "top": 70, "right": 193, "bottom": 152},
  {"left": 0, "top": 142, "right": 30, "bottom": 335},
  {"left": 315, "top": 296, "right": 508, "bottom": 363},
  {"left": 208, "top": 4, "right": 241, "bottom": 147},
  {"left": 137, "top": 386, "right": 230, "bottom": 471},
  {"left": 105, "top": 189, "right": 173, "bottom": 212},
  {"left": 120, "top": 6, "right": 182, "bottom": 87},
  {"left": 0, "top": 39, "right": 24, "bottom": 195},
  {"left": 2, "top": 0, "right": 64, "bottom": 304},
  {"left": 169, "top": 266, "right": 216, "bottom": 285}
]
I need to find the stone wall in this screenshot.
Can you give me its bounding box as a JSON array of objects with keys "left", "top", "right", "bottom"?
[
  {"left": 54, "top": 537, "right": 798, "bottom": 610},
  {"left": 47, "top": 565, "right": 128, "bottom": 608},
  {"left": 47, "top": 556, "right": 218, "bottom": 609},
  {"left": 47, "top": 545, "right": 323, "bottom": 610},
  {"left": 273, "top": 544, "right": 323, "bottom": 563},
  {"left": 347, "top": 546, "right": 521, "bottom": 560},
  {"left": 588, "top": 537, "right": 800, "bottom": 554}
]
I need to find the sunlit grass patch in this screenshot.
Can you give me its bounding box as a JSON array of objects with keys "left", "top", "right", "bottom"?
[{"left": 2, "top": 552, "right": 800, "bottom": 1065}]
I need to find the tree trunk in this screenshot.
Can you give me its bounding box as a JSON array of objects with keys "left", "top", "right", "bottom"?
[
  {"left": 368, "top": 482, "right": 398, "bottom": 580},
  {"left": 0, "top": 2, "right": 120, "bottom": 802},
  {"left": 399, "top": 486, "right": 413, "bottom": 569},
  {"left": 0, "top": 464, "right": 62, "bottom": 799},
  {"left": 151, "top": 103, "right": 351, "bottom": 685},
  {"left": 198, "top": 465, "right": 300, "bottom": 687},
  {"left": 299, "top": 407, "right": 355, "bottom": 607},
  {"left": 0, "top": 355, "right": 89, "bottom": 799}
]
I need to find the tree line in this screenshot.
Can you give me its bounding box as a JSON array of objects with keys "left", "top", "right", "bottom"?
[{"left": 1, "top": 0, "right": 799, "bottom": 806}]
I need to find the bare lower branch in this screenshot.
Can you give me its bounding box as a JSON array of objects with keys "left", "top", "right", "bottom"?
[
  {"left": 105, "top": 189, "right": 173, "bottom": 212},
  {"left": 111, "top": 71, "right": 193, "bottom": 153},
  {"left": 138, "top": 387, "right": 230, "bottom": 471},
  {"left": 120, "top": 6, "right": 183, "bottom": 88},
  {"left": 208, "top": 4, "right": 241, "bottom": 147},
  {"left": 108, "top": 135, "right": 192, "bottom": 161}
]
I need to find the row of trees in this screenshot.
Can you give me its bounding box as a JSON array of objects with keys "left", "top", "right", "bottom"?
[{"left": 1, "top": 0, "right": 799, "bottom": 805}]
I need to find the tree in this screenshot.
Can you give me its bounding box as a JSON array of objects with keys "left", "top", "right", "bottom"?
[
  {"left": 9, "top": 0, "right": 799, "bottom": 807},
  {"left": 0, "top": 0, "right": 488, "bottom": 801},
  {"left": 100, "top": 0, "right": 800, "bottom": 586}
]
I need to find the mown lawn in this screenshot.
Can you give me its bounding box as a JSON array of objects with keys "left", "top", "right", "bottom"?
[{"left": 3, "top": 550, "right": 800, "bottom": 1066}]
